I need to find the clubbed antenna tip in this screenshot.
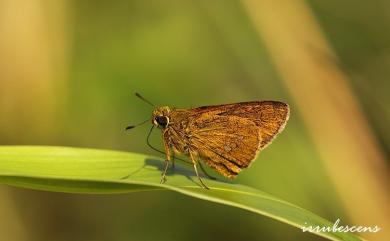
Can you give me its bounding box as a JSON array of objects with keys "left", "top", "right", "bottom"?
[
  {"left": 125, "top": 119, "right": 150, "bottom": 131},
  {"left": 125, "top": 126, "right": 135, "bottom": 130},
  {"left": 134, "top": 92, "right": 155, "bottom": 107}
]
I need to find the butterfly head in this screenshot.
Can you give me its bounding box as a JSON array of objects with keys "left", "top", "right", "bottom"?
[{"left": 152, "top": 106, "right": 171, "bottom": 128}]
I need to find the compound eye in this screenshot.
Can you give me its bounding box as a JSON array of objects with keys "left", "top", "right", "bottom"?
[{"left": 155, "top": 116, "right": 168, "bottom": 127}]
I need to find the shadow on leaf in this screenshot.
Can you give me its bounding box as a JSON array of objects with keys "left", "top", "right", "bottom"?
[{"left": 120, "top": 158, "right": 230, "bottom": 186}]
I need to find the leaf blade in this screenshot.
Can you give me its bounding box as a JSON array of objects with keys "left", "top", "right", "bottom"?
[{"left": 0, "top": 146, "right": 362, "bottom": 241}]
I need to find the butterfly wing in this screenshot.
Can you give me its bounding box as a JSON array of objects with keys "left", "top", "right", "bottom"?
[
  {"left": 187, "top": 114, "right": 262, "bottom": 178},
  {"left": 190, "top": 101, "right": 289, "bottom": 149}
]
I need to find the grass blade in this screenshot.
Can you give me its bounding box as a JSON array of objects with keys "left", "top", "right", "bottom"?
[{"left": 0, "top": 146, "right": 363, "bottom": 241}]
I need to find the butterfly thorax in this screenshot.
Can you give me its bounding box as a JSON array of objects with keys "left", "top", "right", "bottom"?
[{"left": 152, "top": 107, "right": 192, "bottom": 154}]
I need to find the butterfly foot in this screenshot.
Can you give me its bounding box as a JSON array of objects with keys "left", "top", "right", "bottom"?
[
  {"left": 198, "top": 178, "right": 210, "bottom": 190},
  {"left": 160, "top": 175, "right": 167, "bottom": 184}
]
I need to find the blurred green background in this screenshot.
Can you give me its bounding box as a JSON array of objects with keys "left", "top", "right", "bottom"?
[{"left": 0, "top": 1, "right": 389, "bottom": 241}]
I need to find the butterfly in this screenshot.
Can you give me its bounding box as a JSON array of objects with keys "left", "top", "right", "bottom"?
[{"left": 127, "top": 93, "right": 290, "bottom": 189}]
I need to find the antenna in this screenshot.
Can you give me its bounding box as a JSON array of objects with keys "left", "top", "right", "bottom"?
[
  {"left": 135, "top": 92, "right": 155, "bottom": 107},
  {"left": 125, "top": 119, "right": 149, "bottom": 130}
]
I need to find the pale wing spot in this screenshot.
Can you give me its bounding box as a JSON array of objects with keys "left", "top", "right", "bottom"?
[{"left": 224, "top": 145, "right": 232, "bottom": 152}]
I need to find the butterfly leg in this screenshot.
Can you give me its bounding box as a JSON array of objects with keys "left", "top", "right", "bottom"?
[
  {"left": 189, "top": 151, "right": 209, "bottom": 189},
  {"left": 160, "top": 160, "right": 169, "bottom": 184},
  {"left": 160, "top": 135, "right": 172, "bottom": 184}
]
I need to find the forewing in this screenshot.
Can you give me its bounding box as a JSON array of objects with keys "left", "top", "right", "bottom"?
[
  {"left": 188, "top": 114, "right": 261, "bottom": 179},
  {"left": 191, "top": 101, "right": 289, "bottom": 149}
]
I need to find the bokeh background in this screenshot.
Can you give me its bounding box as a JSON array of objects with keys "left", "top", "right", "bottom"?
[{"left": 0, "top": 1, "right": 389, "bottom": 241}]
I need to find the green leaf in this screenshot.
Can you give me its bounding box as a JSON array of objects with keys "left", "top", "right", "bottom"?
[{"left": 0, "top": 146, "right": 362, "bottom": 241}]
